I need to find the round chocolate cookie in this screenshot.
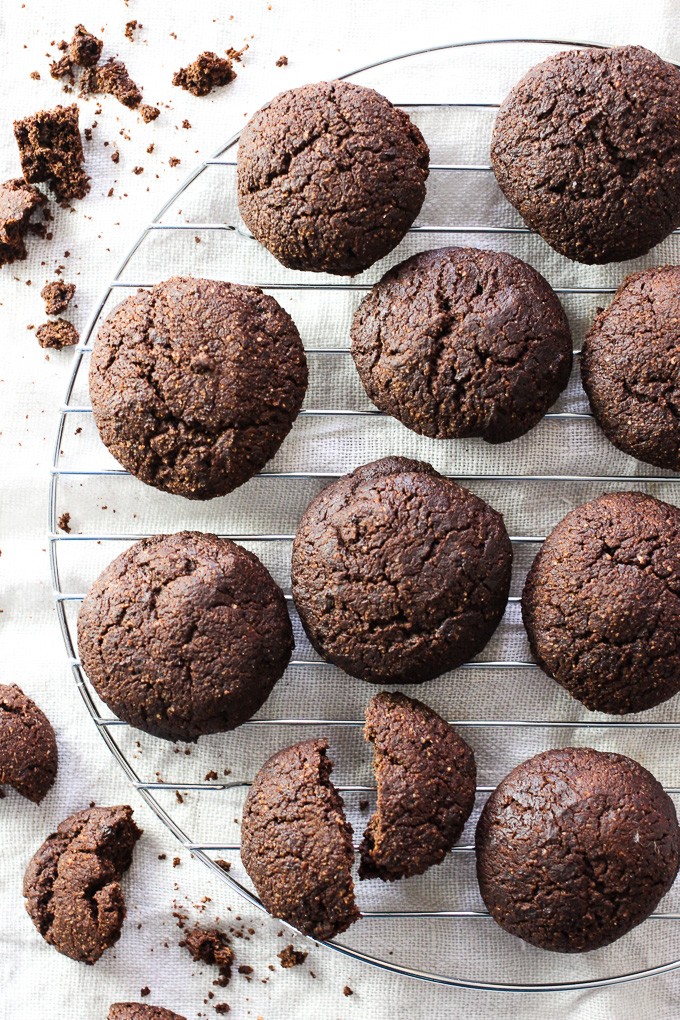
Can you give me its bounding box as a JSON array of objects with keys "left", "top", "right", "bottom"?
[
  {"left": 292, "top": 457, "right": 512, "bottom": 684},
  {"left": 109, "top": 1007, "right": 186, "bottom": 1020},
  {"left": 241, "top": 738, "right": 360, "bottom": 940},
  {"left": 359, "top": 691, "right": 476, "bottom": 881},
  {"left": 582, "top": 266, "right": 680, "bottom": 470},
  {"left": 237, "top": 80, "right": 429, "bottom": 275},
  {"left": 0, "top": 683, "right": 57, "bottom": 803},
  {"left": 491, "top": 46, "right": 680, "bottom": 264},
  {"left": 77, "top": 531, "right": 293, "bottom": 742},
  {"left": 476, "top": 747, "right": 680, "bottom": 952},
  {"left": 351, "top": 247, "right": 572, "bottom": 442},
  {"left": 89, "top": 276, "right": 307, "bottom": 500},
  {"left": 522, "top": 491, "right": 680, "bottom": 714},
  {"left": 24, "top": 805, "right": 142, "bottom": 964}
]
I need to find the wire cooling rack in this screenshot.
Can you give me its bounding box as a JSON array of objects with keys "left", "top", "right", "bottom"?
[{"left": 49, "top": 40, "right": 680, "bottom": 991}]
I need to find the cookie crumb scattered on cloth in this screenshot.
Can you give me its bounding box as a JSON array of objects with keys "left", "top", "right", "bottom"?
[{"left": 172, "top": 52, "right": 236, "bottom": 96}]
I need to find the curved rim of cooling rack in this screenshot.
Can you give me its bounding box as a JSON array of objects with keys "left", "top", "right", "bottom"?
[{"left": 48, "top": 37, "right": 680, "bottom": 992}]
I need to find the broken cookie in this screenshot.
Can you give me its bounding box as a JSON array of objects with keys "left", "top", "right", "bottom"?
[
  {"left": 24, "top": 805, "right": 142, "bottom": 963},
  {"left": 172, "top": 52, "right": 236, "bottom": 96},
  {"left": 359, "top": 692, "right": 476, "bottom": 881},
  {"left": 36, "top": 319, "right": 79, "bottom": 350},
  {"left": 14, "top": 104, "right": 89, "bottom": 204},
  {"left": 179, "top": 924, "right": 233, "bottom": 985},
  {"left": 0, "top": 178, "right": 48, "bottom": 268},
  {"left": 70, "top": 24, "right": 103, "bottom": 67},
  {"left": 82, "top": 58, "right": 143, "bottom": 109},
  {"left": 0, "top": 684, "right": 57, "bottom": 803},
  {"left": 241, "top": 738, "right": 359, "bottom": 940},
  {"left": 41, "top": 280, "right": 75, "bottom": 315},
  {"left": 109, "top": 1006, "right": 187, "bottom": 1020}
]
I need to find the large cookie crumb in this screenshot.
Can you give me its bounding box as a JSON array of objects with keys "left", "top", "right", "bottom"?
[
  {"left": 36, "top": 319, "right": 79, "bottom": 350},
  {"left": 172, "top": 52, "right": 236, "bottom": 96},
  {"left": 14, "top": 104, "right": 89, "bottom": 204},
  {"left": 41, "top": 279, "right": 75, "bottom": 314},
  {"left": 0, "top": 178, "right": 49, "bottom": 267}
]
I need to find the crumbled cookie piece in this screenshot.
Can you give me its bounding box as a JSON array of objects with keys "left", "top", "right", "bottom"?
[
  {"left": 36, "top": 319, "right": 79, "bottom": 350},
  {"left": 0, "top": 178, "right": 48, "bottom": 267},
  {"left": 24, "top": 805, "right": 142, "bottom": 963},
  {"left": 14, "top": 104, "right": 89, "bottom": 203},
  {"left": 343, "top": 986, "right": 354, "bottom": 996},
  {"left": 140, "top": 104, "right": 160, "bottom": 123},
  {"left": 41, "top": 280, "right": 75, "bottom": 315},
  {"left": 179, "top": 925, "right": 234, "bottom": 986},
  {"left": 70, "top": 24, "right": 103, "bottom": 67},
  {"left": 168, "top": 156, "right": 181, "bottom": 167},
  {"left": 50, "top": 55, "right": 74, "bottom": 80},
  {"left": 277, "top": 944, "right": 308, "bottom": 968},
  {"left": 124, "top": 20, "right": 140, "bottom": 42},
  {"left": 109, "top": 1004, "right": 187, "bottom": 1020},
  {"left": 57, "top": 512, "right": 72, "bottom": 533},
  {"left": 225, "top": 45, "right": 247, "bottom": 63},
  {"left": 172, "top": 52, "right": 236, "bottom": 96},
  {"left": 0, "top": 684, "right": 57, "bottom": 803},
  {"left": 83, "top": 58, "right": 143, "bottom": 109},
  {"left": 275, "top": 55, "right": 288, "bottom": 67}
]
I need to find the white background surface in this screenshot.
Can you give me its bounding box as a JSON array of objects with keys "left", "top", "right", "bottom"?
[{"left": 1, "top": 1, "right": 680, "bottom": 1018}]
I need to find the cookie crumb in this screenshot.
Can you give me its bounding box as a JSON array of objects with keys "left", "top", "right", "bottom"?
[
  {"left": 172, "top": 856, "right": 181, "bottom": 867},
  {"left": 179, "top": 924, "right": 234, "bottom": 987},
  {"left": 57, "top": 512, "right": 71, "bottom": 533},
  {"left": 275, "top": 55, "right": 288, "bottom": 67},
  {"left": 83, "top": 58, "right": 143, "bottom": 109},
  {"left": 30, "top": 70, "right": 41, "bottom": 80},
  {"left": 14, "top": 104, "right": 89, "bottom": 204},
  {"left": 215, "top": 859, "right": 231, "bottom": 873},
  {"left": 41, "top": 280, "right": 75, "bottom": 314},
  {"left": 70, "top": 24, "right": 102, "bottom": 67},
  {"left": 0, "top": 178, "right": 48, "bottom": 267},
  {"left": 132, "top": 166, "right": 144, "bottom": 175},
  {"left": 214, "top": 1006, "right": 230, "bottom": 1015},
  {"left": 140, "top": 986, "right": 150, "bottom": 997},
  {"left": 205, "top": 770, "right": 218, "bottom": 781},
  {"left": 168, "top": 156, "right": 181, "bottom": 167},
  {"left": 36, "top": 320, "right": 79, "bottom": 350},
  {"left": 140, "top": 104, "right": 160, "bottom": 123},
  {"left": 343, "top": 985, "right": 354, "bottom": 996},
  {"left": 50, "top": 55, "right": 74, "bottom": 80},
  {"left": 172, "top": 52, "right": 236, "bottom": 96},
  {"left": 278, "top": 945, "right": 308, "bottom": 968},
  {"left": 125, "top": 20, "right": 140, "bottom": 42}
]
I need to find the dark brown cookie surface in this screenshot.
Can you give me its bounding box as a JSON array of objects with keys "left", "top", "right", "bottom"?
[
  {"left": 491, "top": 46, "right": 680, "bottom": 264},
  {"left": 237, "top": 80, "right": 429, "bottom": 275},
  {"left": 78, "top": 531, "right": 293, "bottom": 742},
  {"left": 24, "top": 805, "right": 142, "bottom": 963},
  {"left": 0, "top": 683, "right": 57, "bottom": 803},
  {"left": 0, "top": 178, "right": 48, "bottom": 267},
  {"left": 241, "top": 738, "right": 359, "bottom": 940},
  {"left": 351, "top": 247, "right": 572, "bottom": 442},
  {"left": 476, "top": 747, "right": 680, "bottom": 952},
  {"left": 291, "top": 457, "right": 512, "bottom": 685},
  {"left": 582, "top": 266, "right": 680, "bottom": 470},
  {"left": 14, "top": 103, "right": 89, "bottom": 204},
  {"left": 359, "top": 691, "right": 476, "bottom": 881},
  {"left": 109, "top": 1006, "right": 186, "bottom": 1020},
  {"left": 89, "top": 276, "right": 307, "bottom": 500},
  {"left": 522, "top": 491, "right": 680, "bottom": 714}
]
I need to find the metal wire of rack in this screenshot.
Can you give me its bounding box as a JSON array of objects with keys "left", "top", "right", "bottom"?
[{"left": 49, "top": 39, "right": 680, "bottom": 991}]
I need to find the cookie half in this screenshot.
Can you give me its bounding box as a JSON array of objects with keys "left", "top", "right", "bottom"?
[{"left": 0, "top": 683, "right": 57, "bottom": 802}]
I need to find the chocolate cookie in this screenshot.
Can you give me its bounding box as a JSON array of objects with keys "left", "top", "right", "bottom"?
[
  {"left": 359, "top": 692, "right": 476, "bottom": 881},
  {"left": 24, "top": 805, "right": 141, "bottom": 963},
  {"left": 109, "top": 1006, "right": 186, "bottom": 1020},
  {"left": 582, "top": 266, "right": 680, "bottom": 469},
  {"left": 476, "top": 747, "right": 680, "bottom": 952},
  {"left": 237, "top": 81, "right": 429, "bottom": 275},
  {"left": 491, "top": 46, "right": 680, "bottom": 264},
  {"left": 291, "top": 457, "right": 512, "bottom": 684},
  {"left": 0, "top": 684, "right": 57, "bottom": 803},
  {"left": 89, "top": 277, "right": 307, "bottom": 500},
  {"left": 351, "top": 247, "right": 572, "bottom": 442},
  {"left": 78, "top": 531, "right": 293, "bottom": 742},
  {"left": 522, "top": 491, "right": 680, "bottom": 714},
  {"left": 241, "top": 738, "right": 359, "bottom": 940}
]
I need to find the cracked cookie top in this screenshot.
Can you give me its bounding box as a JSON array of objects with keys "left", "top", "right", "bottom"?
[
  {"left": 77, "top": 531, "right": 293, "bottom": 742},
  {"left": 291, "top": 457, "right": 512, "bottom": 684},
  {"left": 522, "top": 491, "right": 680, "bottom": 714},
  {"left": 476, "top": 747, "right": 680, "bottom": 952},
  {"left": 359, "top": 691, "right": 476, "bottom": 881},
  {"left": 241, "top": 738, "right": 359, "bottom": 940},
  {"left": 89, "top": 276, "right": 308, "bottom": 500},
  {"left": 0, "top": 683, "right": 57, "bottom": 803},
  {"left": 582, "top": 266, "right": 680, "bottom": 470},
  {"left": 237, "top": 80, "right": 429, "bottom": 276},
  {"left": 351, "top": 246, "right": 572, "bottom": 443},
  {"left": 24, "top": 805, "right": 141, "bottom": 963},
  {"left": 491, "top": 46, "right": 680, "bottom": 264}
]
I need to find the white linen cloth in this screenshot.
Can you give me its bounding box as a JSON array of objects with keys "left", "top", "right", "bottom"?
[{"left": 1, "top": 0, "right": 680, "bottom": 1017}]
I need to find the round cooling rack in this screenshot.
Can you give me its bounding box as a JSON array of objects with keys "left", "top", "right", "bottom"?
[{"left": 49, "top": 39, "right": 680, "bottom": 991}]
